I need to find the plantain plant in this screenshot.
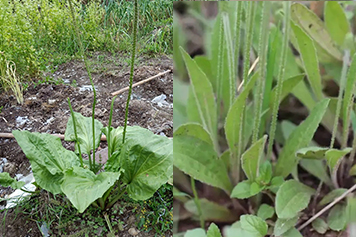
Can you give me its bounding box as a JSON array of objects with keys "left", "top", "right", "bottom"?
[
  {"left": 0, "top": 0, "right": 172, "bottom": 233},
  {"left": 174, "top": 2, "right": 356, "bottom": 236}
]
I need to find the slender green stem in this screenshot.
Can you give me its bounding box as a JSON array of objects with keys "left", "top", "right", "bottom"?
[
  {"left": 68, "top": 0, "right": 97, "bottom": 171},
  {"left": 102, "top": 183, "right": 116, "bottom": 203},
  {"left": 106, "top": 186, "right": 127, "bottom": 210},
  {"left": 332, "top": 50, "right": 349, "bottom": 149},
  {"left": 67, "top": 98, "right": 84, "bottom": 167},
  {"left": 234, "top": 2, "right": 242, "bottom": 84},
  {"left": 267, "top": 2, "right": 291, "bottom": 159},
  {"left": 331, "top": 51, "right": 350, "bottom": 188},
  {"left": 252, "top": 1, "right": 270, "bottom": 144},
  {"left": 98, "top": 197, "right": 105, "bottom": 210},
  {"left": 104, "top": 212, "right": 114, "bottom": 233},
  {"left": 242, "top": 1, "right": 257, "bottom": 87},
  {"left": 191, "top": 177, "right": 204, "bottom": 229},
  {"left": 122, "top": 0, "right": 138, "bottom": 143}
]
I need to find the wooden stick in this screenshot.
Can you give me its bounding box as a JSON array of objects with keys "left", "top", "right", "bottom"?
[
  {"left": 297, "top": 183, "right": 356, "bottom": 231},
  {"left": 0, "top": 132, "right": 107, "bottom": 141},
  {"left": 111, "top": 69, "right": 171, "bottom": 96}
]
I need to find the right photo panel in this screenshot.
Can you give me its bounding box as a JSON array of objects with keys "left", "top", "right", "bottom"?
[{"left": 173, "top": 1, "right": 356, "bottom": 236}]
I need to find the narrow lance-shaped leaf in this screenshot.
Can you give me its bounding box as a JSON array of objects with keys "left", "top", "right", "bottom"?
[
  {"left": 342, "top": 53, "right": 356, "bottom": 145},
  {"left": 275, "top": 98, "right": 330, "bottom": 177},
  {"left": 290, "top": 22, "right": 323, "bottom": 100},
  {"left": 324, "top": 1, "right": 350, "bottom": 46},
  {"left": 241, "top": 135, "right": 267, "bottom": 181},
  {"left": 290, "top": 3, "right": 342, "bottom": 63},
  {"left": 225, "top": 72, "right": 258, "bottom": 178},
  {"left": 180, "top": 47, "right": 218, "bottom": 147}
]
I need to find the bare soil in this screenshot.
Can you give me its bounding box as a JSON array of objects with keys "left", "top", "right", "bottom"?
[{"left": 0, "top": 52, "right": 173, "bottom": 237}]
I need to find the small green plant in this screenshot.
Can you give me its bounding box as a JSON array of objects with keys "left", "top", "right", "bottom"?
[
  {"left": 0, "top": 0, "right": 172, "bottom": 235},
  {"left": 174, "top": 2, "right": 356, "bottom": 236}
]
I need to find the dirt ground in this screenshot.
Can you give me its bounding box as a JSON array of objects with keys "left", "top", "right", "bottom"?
[{"left": 0, "top": 52, "right": 173, "bottom": 237}]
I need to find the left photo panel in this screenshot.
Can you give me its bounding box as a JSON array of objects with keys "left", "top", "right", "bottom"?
[{"left": 0, "top": 0, "right": 173, "bottom": 236}]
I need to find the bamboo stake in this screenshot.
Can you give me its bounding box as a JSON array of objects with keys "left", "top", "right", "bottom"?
[
  {"left": 111, "top": 70, "right": 171, "bottom": 96},
  {"left": 0, "top": 132, "right": 107, "bottom": 141}
]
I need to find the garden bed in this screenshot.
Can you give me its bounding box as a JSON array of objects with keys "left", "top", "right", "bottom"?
[{"left": 0, "top": 53, "right": 173, "bottom": 237}]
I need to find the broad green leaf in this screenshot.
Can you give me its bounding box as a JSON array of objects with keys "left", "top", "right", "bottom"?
[
  {"left": 312, "top": 218, "right": 328, "bottom": 234},
  {"left": 184, "top": 228, "right": 206, "bottom": 237},
  {"left": 296, "top": 146, "right": 329, "bottom": 159},
  {"left": 318, "top": 188, "right": 347, "bottom": 206},
  {"left": 231, "top": 180, "right": 254, "bottom": 199},
  {"left": 225, "top": 71, "right": 258, "bottom": 165},
  {"left": 207, "top": 223, "right": 222, "bottom": 237},
  {"left": 174, "top": 123, "right": 213, "bottom": 146},
  {"left": 324, "top": 2, "right": 349, "bottom": 46},
  {"left": 291, "top": 22, "right": 322, "bottom": 100},
  {"left": 224, "top": 222, "right": 251, "bottom": 237},
  {"left": 282, "top": 228, "right": 302, "bottom": 237},
  {"left": 290, "top": 3, "right": 342, "bottom": 63},
  {"left": 274, "top": 216, "right": 299, "bottom": 236},
  {"left": 325, "top": 148, "right": 352, "bottom": 171},
  {"left": 257, "top": 204, "right": 275, "bottom": 220},
  {"left": 174, "top": 135, "right": 232, "bottom": 194},
  {"left": 250, "top": 182, "right": 264, "bottom": 197},
  {"left": 64, "top": 112, "right": 103, "bottom": 155},
  {"left": 180, "top": 48, "right": 218, "bottom": 144},
  {"left": 327, "top": 204, "right": 347, "bottom": 231},
  {"left": 269, "top": 74, "right": 304, "bottom": 111},
  {"left": 101, "top": 126, "right": 123, "bottom": 155},
  {"left": 13, "top": 130, "right": 81, "bottom": 194},
  {"left": 275, "top": 180, "right": 314, "bottom": 219},
  {"left": 275, "top": 99, "right": 330, "bottom": 177},
  {"left": 240, "top": 215, "right": 268, "bottom": 237},
  {"left": 241, "top": 135, "right": 267, "bottom": 181},
  {"left": 0, "top": 172, "right": 25, "bottom": 189},
  {"left": 185, "top": 198, "right": 238, "bottom": 223},
  {"left": 107, "top": 126, "right": 172, "bottom": 200},
  {"left": 268, "top": 176, "right": 284, "bottom": 194},
  {"left": 61, "top": 166, "right": 121, "bottom": 213},
  {"left": 256, "top": 160, "right": 272, "bottom": 186}
]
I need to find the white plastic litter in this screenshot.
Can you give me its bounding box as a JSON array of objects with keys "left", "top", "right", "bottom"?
[
  {"left": 4, "top": 173, "right": 36, "bottom": 209},
  {"left": 79, "top": 85, "right": 97, "bottom": 92},
  {"left": 16, "top": 116, "right": 30, "bottom": 126},
  {"left": 40, "top": 222, "right": 50, "bottom": 237},
  {"left": 151, "top": 94, "right": 171, "bottom": 107}
]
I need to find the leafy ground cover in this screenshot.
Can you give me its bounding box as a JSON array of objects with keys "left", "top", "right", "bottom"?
[{"left": 174, "top": 1, "right": 356, "bottom": 237}]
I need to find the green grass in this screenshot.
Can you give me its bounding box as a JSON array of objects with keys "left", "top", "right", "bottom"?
[
  {"left": 0, "top": 0, "right": 172, "bottom": 90},
  {"left": 1, "top": 184, "right": 172, "bottom": 236}
]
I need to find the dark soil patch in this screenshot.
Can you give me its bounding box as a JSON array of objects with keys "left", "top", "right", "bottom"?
[{"left": 0, "top": 52, "right": 173, "bottom": 237}]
